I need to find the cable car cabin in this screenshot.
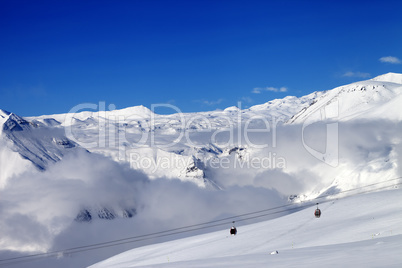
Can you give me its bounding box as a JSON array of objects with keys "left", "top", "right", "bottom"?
[
  {"left": 314, "top": 203, "right": 321, "bottom": 218},
  {"left": 230, "top": 226, "right": 237, "bottom": 235},
  {"left": 314, "top": 208, "right": 321, "bottom": 218}
]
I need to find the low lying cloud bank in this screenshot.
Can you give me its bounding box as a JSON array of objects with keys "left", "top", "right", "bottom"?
[{"left": 0, "top": 151, "right": 286, "bottom": 267}]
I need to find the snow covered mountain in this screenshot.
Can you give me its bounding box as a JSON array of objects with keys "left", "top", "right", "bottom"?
[
  {"left": 0, "top": 109, "right": 139, "bottom": 222},
  {"left": 289, "top": 72, "right": 402, "bottom": 124},
  {"left": 0, "top": 109, "right": 81, "bottom": 188},
  {"left": 3, "top": 73, "right": 402, "bottom": 192},
  {"left": 22, "top": 73, "right": 401, "bottom": 193}
]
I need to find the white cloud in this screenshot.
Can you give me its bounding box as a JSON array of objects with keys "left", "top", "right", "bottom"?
[
  {"left": 379, "top": 56, "right": 401, "bottom": 64},
  {"left": 252, "top": 86, "right": 288, "bottom": 94},
  {"left": 0, "top": 149, "right": 287, "bottom": 267},
  {"left": 252, "top": 88, "right": 261, "bottom": 94},
  {"left": 342, "top": 71, "right": 371, "bottom": 78},
  {"left": 196, "top": 99, "right": 224, "bottom": 106},
  {"left": 240, "top": 97, "right": 253, "bottom": 103}
]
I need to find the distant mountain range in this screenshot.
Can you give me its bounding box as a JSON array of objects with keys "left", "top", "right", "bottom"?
[{"left": 1, "top": 72, "right": 401, "bottom": 220}]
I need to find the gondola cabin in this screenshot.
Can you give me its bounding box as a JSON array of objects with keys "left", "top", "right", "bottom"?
[
  {"left": 230, "top": 226, "right": 237, "bottom": 235},
  {"left": 230, "top": 221, "right": 237, "bottom": 235},
  {"left": 314, "top": 203, "right": 321, "bottom": 218},
  {"left": 315, "top": 208, "right": 321, "bottom": 218}
]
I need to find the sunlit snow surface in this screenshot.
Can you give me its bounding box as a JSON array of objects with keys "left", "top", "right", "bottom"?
[{"left": 90, "top": 189, "right": 402, "bottom": 268}]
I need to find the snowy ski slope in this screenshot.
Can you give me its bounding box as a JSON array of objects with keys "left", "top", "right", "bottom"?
[{"left": 90, "top": 188, "right": 402, "bottom": 267}]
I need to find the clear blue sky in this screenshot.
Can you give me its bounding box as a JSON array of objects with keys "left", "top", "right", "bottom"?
[{"left": 1, "top": 0, "right": 402, "bottom": 116}]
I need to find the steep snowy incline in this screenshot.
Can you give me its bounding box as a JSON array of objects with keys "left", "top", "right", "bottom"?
[
  {"left": 248, "top": 91, "right": 323, "bottom": 118},
  {"left": 289, "top": 73, "right": 402, "bottom": 124},
  {"left": 370, "top": 72, "right": 402, "bottom": 84},
  {"left": 0, "top": 110, "right": 82, "bottom": 187},
  {"left": 0, "top": 110, "right": 33, "bottom": 187},
  {"left": 89, "top": 188, "right": 402, "bottom": 267}
]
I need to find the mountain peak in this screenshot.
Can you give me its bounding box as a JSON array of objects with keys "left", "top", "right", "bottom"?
[
  {"left": 1, "top": 112, "right": 31, "bottom": 132},
  {"left": 224, "top": 106, "right": 240, "bottom": 112},
  {"left": 0, "top": 109, "right": 11, "bottom": 118},
  {"left": 109, "top": 105, "right": 154, "bottom": 117},
  {"left": 370, "top": 72, "right": 402, "bottom": 84}
]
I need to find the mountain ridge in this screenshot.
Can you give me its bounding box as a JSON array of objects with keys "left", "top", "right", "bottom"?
[{"left": 22, "top": 73, "right": 402, "bottom": 121}]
